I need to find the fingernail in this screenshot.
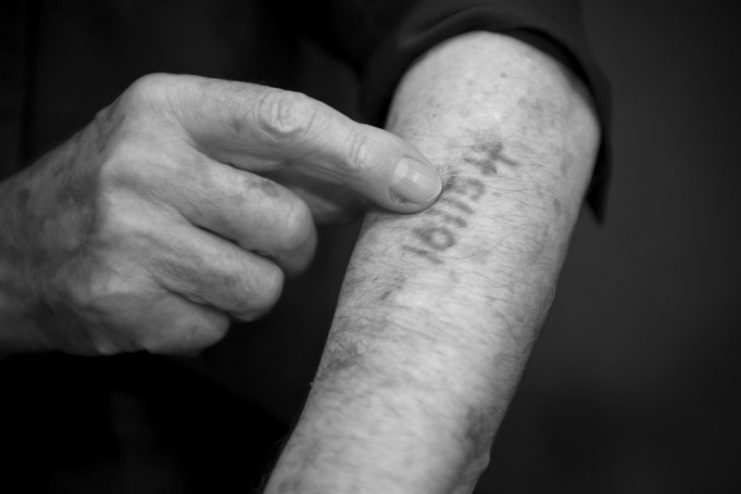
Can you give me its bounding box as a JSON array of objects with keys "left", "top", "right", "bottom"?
[{"left": 389, "top": 157, "right": 442, "bottom": 206}]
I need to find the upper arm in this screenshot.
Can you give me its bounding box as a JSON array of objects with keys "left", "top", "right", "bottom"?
[
  {"left": 277, "top": 0, "right": 609, "bottom": 215},
  {"left": 386, "top": 30, "right": 600, "bottom": 242}
]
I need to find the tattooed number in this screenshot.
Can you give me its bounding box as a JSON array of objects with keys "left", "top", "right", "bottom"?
[
  {"left": 401, "top": 141, "right": 518, "bottom": 263},
  {"left": 401, "top": 176, "right": 484, "bottom": 264}
]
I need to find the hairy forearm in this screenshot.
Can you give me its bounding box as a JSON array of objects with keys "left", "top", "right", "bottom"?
[{"left": 266, "top": 32, "right": 599, "bottom": 493}]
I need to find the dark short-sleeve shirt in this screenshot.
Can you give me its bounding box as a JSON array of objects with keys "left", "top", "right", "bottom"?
[{"left": 283, "top": 0, "right": 610, "bottom": 215}]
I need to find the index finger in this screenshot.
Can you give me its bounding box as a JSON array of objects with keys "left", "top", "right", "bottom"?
[{"left": 153, "top": 75, "right": 443, "bottom": 212}]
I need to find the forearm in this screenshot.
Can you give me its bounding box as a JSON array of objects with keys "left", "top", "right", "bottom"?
[{"left": 267, "top": 32, "right": 599, "bottom": 493}]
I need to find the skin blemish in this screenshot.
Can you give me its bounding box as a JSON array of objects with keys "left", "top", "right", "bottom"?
[
  {"left": 552, "top": 198, "right": 563, "bottom": 215},
  {"left": 232, "top": 173, "right": 283, "bottom": 201},
  {"left": 253, "top": 176, "right": 282, "bottom": 198},
  {"left": 425, "top": 95, "right": 441, "bottom": 108},
  {"left": 559, "top": 153, "right": 573, "bottom": 177},
  {"left": 230, "top": 117, "right": 245, "bottom": 134},
  {"left": 52, "top": 156, "right": 98, "bottom": 213},
  {"left": 15, "top": 188, "right": 30, "bottom": 210}
]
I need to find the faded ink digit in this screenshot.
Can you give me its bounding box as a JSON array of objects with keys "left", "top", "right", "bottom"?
[
  {"left": 428, "top": 209, "right": 468, "bottom": 228},
  {"left": 402, "top": 245, "right": 442, "bottom": 264},
  {"left": 448, "top": 177, "right": 486, "bottom": 201},
  {"left": 490, "top": 142, "right": 520, "bottom": 167},
  {"left": 438, "top": 196, "right": 474, "bottom": 215},
  {"left": 464, "top": 141, "right": 521, "bottom": 177},
  {"left": 414, "top": 227, "right": 456, "bottom": 251},
  {"left": 481, "top": 141, "right": 520, "bottom": 167},
  {"left": 463, "top": 155, "right": 497, "bottom": 176}
]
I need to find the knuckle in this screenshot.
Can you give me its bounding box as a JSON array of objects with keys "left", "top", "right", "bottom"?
[
  {"left": 98, "top": 194, "right": 141, "bottom": 238},
  {"left": 101, "top": 136, "right": 143, "bottom": 169},
  {"left": 91, "top": 99, "right": 126, "bottom": 137},
  {"left": 122, "top": 73, "right": 177, "bottom": 110},
  {"left": 99, "top": 152, "right": 151, "bottom": 195},
  {"left": 55, "top": 208, "right": 155, "bottom": 319},
  {"left": 117, "top": 73, "right": 188, "bottom": 116},
  {"left": 345, "top": 129, "right": 374, "bottom": 178},
  {"left": 256, "top": 89, "right": 318, "bottom": 141},
  {"left": 95, "top": 200, "right": 164, "bottom": 274},
  {"left": 65, "top": 263, "right": 133, "bottom": 321},
  {"left": 99, "top": 138, "right": 179, "bottom": 194}
]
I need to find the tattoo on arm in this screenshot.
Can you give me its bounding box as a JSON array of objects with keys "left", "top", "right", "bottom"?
[{"left": 401, "top": 140, "right": 519, "bottom": 264}]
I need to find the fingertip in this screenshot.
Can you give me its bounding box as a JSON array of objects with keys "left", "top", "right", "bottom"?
[
  {"left": 387, "top": 155, "right": 443, "bottom": 211},
  {"left": 278, "top": 224, "right": 318, "bottom": 278}
]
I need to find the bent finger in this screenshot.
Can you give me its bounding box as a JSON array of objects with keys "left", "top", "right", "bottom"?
[
  {"left": 164, "top": 152, "right": 317, "bottom": 275},
  {"left": 152, "top": 222, "right": 285, "bottom": 323},
  {"left": 137, "top": 295, "right": 230, "bottom": 355}
]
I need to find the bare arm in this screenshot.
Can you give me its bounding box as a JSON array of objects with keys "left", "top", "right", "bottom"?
[{"left": 266, "top": 32, "right": 600, "bottom": 494}]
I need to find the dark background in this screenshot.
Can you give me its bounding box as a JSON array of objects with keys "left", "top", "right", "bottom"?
[{"left": 476, "top": 1, "right": 741, "bottom": 492}]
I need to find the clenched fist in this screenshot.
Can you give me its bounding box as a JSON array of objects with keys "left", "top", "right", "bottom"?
[{"left": 0, "top": 74, "right": 442, "bottom": 356}]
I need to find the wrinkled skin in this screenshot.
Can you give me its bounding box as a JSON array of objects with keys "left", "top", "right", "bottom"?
[{"left": 0, "top": 74, "right": 442, "bottom": 355}]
